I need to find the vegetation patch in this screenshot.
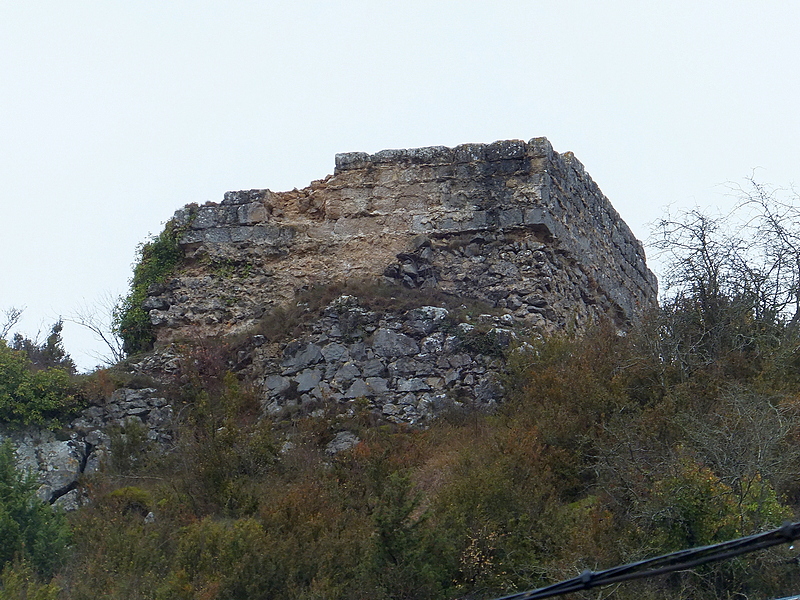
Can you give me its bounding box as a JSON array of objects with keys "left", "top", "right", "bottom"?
[
  {"left": 0, "top": 326, "right": 82, "bottom": 428},
  {"left": 11, "top": 182, "right": 800, "bottom": 598},
  {"left": 0, "top": 440, "right": 70, "bottom": 578},
  {"left": 114, "top": 220, "right": 186, "bottom": 357}
]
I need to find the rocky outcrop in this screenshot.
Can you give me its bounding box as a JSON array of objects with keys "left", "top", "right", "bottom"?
[
  {"left": 1, "top": 388, "right": 175, "bottom": 509},
  {"left": 147, "top": 138, "right": 656, "bottom": 344}
]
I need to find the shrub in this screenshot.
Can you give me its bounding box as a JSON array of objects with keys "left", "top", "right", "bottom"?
[
  {"left": 0, "top": 440, "right": 70, "bottom": 578},
  {"left": 9, "top": 321, "right": 75, "bottom": 375},
  {"left": 0, "top": 560, "right": 60, "bottom": 600},
  {"left": 106, "top": 486, "right": 153, "bottom": 517},
  {"left": 0, "top": 340, "right": 80, "bottom": 427},
  {"left": 107, "top": 418, "right": 154, "bottom": 475},
  {"left": 161, "top": 517, "right": 284, "bottom": 600},
  {"left": 367, "top": 470, "right": 454, "bottom": 600},
  {"left": 65, "top": 484, "right": 170, "bottom": 600}
]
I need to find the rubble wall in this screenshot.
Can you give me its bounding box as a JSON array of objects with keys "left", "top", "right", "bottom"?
[{"left": 147, "top": 138, "right": 657, "bottom": 343}]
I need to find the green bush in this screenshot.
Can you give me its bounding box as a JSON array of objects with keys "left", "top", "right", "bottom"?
[
  {"left": 0, "top": 560, "right": 60, "bottom": 600},
  {"left": 114, "top": 220, "right": 185, "bottom": 356},
  {"left": 107, "top": 418, "right": 154, "bottom": 475},
  {"left": 162, "top": 517, "right": 284, "bottom": 600},
  {"left": 368, "top": 470, "right": 454, "bottom": 600},
  {"left": 65, "top": 488, "right": 169, "bottom": 600},
  {"left": 0, "top": 340, "right": 80, "bottom": 427},
  {"left": 0, "top": 441, "right": 70, "bottom": 578},
  {"left": 106, "top": 486, "right": 153, "bottom": 516}
]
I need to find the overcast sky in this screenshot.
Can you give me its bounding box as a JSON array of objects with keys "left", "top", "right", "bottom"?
[{"left": 2, "top": 1, "right": 799, "bottom": 370}]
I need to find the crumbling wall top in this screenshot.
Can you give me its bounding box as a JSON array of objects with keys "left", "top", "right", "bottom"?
[{"left": 334, "top": 138, "right": 555, "bottom": 172}]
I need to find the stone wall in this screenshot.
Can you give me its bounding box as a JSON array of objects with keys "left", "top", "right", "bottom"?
[
  {"left": 147, "top": 138, "right": 657, "bottom": 343},
  {"left": 241, "top": 295, "right": 511, "bottom": 426}
]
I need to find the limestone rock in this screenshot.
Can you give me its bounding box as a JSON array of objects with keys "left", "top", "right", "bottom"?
[
  {"left": 372, "top": 329, "right": 420, "bottom": 358},
  {"left": 2, "top": 387, "right": 176, "bottom": 509},
  {"left": 325, "top": 431, "right": 360, "bottom": 455}
]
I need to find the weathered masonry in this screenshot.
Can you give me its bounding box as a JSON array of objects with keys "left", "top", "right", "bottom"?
[{"left": 147, "top": 138, "right": 657, "bottom": 343}]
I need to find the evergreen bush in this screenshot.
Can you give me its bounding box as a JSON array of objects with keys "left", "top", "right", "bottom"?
[
  {"left": 0, "top": 339, "right": 79, "bottom": 427},
  {"left": 0, "top": 440, "right": 70, "bottom": 578}
]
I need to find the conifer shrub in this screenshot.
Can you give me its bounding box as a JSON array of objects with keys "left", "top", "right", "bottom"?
[
  {"left": 0, "top": 441, "right": 70, "bottom": 578},
  {"left": 9, "top": 321, "right": 76, "bottom": 374},
  {"left": 0, "top": 560, "right": 60, "bottom": 600}
]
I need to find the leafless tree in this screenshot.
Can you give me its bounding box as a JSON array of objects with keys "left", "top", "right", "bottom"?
[
  {"left": 650, "top": 179, "right": 800, "bottom": 371},
  {"left": 1, "top": 306, "right": 24, "bottom": 340},
  {"left": 66, "top": 293, "right": 125, "bottom": 365},
  {"left": 681, "top": 388, "right": 800, "bottom": 530},
  {"left": 651, "top": 207, "right": 754, "bottom": 368},
  {"left": 731, "top": 177, "right": 800, "bottom": 328}
]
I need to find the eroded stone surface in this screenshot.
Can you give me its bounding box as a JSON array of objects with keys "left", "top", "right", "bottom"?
[
  {"left": 325, "top": 431, "right": 360, "bottom": 455},
  {"left": 251, "top": 297, "right": 509, "bottom": 426},
  {"left": 148, "top": 139, "right": 656, "bottom": 344}
]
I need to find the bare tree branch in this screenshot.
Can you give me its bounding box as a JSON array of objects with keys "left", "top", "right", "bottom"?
[
  {"left": 65, "top": 293, "right": 125, "bottom": 365},
  {"left": 1, "top": 306, "right": 24, "bottom": 340},
  {"left": 648, "top": 179, "right": 800, "bottom": 372}
]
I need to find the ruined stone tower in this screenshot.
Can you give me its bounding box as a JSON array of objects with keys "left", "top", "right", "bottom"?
[{"left": 144, "top": 138, "right": 656, "bottom": 346}]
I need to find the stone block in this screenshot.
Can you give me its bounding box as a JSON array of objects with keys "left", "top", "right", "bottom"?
[
  {"left": 282, "top": 343, "right": 323, "bottom": 375},
  {"left": 229, "top": 226, "right": 255, "bottom": 243},
  {"left": 463, "top": 211, "right": 489, "bottom": 231},
  {"left": 410, "top": 215, "right": 433, "bottom": 234},
  {"left": 499, "top": 208, "right": 524, "bottom": 228},
  {"left": 238, "top": 202, "right": 268, "bottom": 224},
  {"left": 345, "top": 379, "right": 374, "bottom": 398},
  {"left": 372, "top": 329, "right": 419, "bottom": 358},
  {"left": 397, "top": 377, "right": 430, "bottom": 392},
  {"left": 335, "top": 152, "right": 371, "bottom": 172},
  {"left": 180, "top": 230, "right": 204, "bottom": 244},
  {"left": 526, "top": 137, "right": 554, "bottom": 159},
  {"left": 202, "top": 228, "right": 232, "bottom": 243},
  {"left": 222, "top": 189, "right": 269, "bottom": 205},
  {"left": 333, "top": 363, "right": 361, "bottom": 385},
  {"left": 322, "top": 342, "right": 349, "bottom": 363},
  {"left": 486, "top": 139, "right": 526, "bottom": 161},
  {"left": 192, "top": 207, "right": 218, "bottom": 229},
  {"left": 218, "top": 206, "right": 240, "bottom": 225},
  {"left": 454, "top": 143, "right": 486, "bottom": 163},
  {"left": 365, "top": 377, "right": 389, "bottom": 394},
  {"left": 405, "top": 145, "right": 453, "bottom": 164},
  {"left": 295, "top": 369, "right": 323, "bottom": 393},
  {"left": 245, "top": 225, "right": 294, "bottom": 245},
  {"left": 373, "top": 148, "right": 408, "bottom": 163},
  {"left": 325, "top": 431, "right": 360, "bottom": 454}
]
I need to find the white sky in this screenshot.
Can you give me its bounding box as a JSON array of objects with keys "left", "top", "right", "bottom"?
[{"left": 2, "top": 1, "right": 799, "bottom": 371}]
